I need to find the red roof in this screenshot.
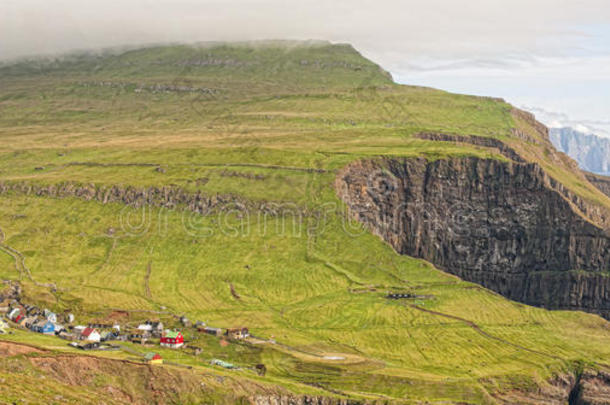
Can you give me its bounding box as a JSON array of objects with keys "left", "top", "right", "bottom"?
[
  {"left": 160, "top": 330, "right": 184, "bottom": 344},
  {"left": 81, "top": 327, "right": 98, "bottom": 337}
]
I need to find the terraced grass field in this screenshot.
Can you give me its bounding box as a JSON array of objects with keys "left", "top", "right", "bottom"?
[{"left": 0, "top": 41, "right": 609, "bottom": 404}]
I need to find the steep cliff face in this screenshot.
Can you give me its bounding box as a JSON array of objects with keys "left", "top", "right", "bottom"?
[{"left": 336, "top": 157, "right": 610, "bottom": 318}]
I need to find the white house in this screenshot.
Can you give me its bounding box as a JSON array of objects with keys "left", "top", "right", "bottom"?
[
  {"left": 80, "top": 327, "right": 101, "bottom": 342},
  {"left": 137, "top": 324, "right": 153, "bottom": 332},
  {"left": 8, "top": 308, "right": 20, "bottom": 320}
]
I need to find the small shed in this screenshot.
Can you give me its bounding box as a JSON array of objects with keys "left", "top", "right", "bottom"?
[
  {"left": 210, "top": 359, "right": 237, "bottom": 369},
  {"left": 145, "top": 352, "right": 163, "bottom": 365},
  {"left": 202, "top": 326, "right": 222, "bottom": 336},
  {"left": 180, "top": 316, "right": 191, "bottom": 327}
]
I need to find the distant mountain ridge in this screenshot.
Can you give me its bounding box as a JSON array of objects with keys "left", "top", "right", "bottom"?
[{"left": 550, "top": 127, "right": 610, "bottom": 176}]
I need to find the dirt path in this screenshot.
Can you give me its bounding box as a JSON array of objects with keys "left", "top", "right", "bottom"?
[
  {"left": 409, "top": 304, "right": 561, "bottom": 360},
  {"left": 0, "top": 224, "right": 29, "bottom": 280},
  {"left": 144, "top": 261, "right": 152, "bottom": 299},
  {"left": 89, "top": 238, "right": 117, "bottom": 277},
  {"left": 0, "top": 224, "right": 56, "bottom": 290}
]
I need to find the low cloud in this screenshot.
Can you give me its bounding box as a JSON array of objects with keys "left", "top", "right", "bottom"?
[{"left": 523, "top": 106, "right": 610, "bottom": 138}]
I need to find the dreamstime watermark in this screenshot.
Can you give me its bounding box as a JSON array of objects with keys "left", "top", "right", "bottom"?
[{"left": 113, "top": 170, "right": 517, "bottom": 241}]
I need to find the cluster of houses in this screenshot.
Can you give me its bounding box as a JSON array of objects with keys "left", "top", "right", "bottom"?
[
  {"left": 4, "top": 301, "right": 70, "bottom": 337},
  {"left": 1, "top": 299, "right": 250, "bottom": 354}
]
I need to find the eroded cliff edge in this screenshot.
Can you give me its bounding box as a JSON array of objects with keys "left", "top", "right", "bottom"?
[{"left": 336, "top": 157, "right": 610, "bottom": 319}]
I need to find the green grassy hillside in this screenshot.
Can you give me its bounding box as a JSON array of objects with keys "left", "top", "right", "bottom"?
[{"left": 0, "top": 41, "right": 609, "bottom": 404}]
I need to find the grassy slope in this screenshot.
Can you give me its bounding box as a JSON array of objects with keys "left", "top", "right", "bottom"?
[{"left": 0, "top": 41, "right": 609, "bottom": 403}]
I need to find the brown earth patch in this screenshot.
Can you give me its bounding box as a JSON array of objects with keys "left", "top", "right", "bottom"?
[{"left": 0, "top": 340, "right": 44, "bottom": 357}]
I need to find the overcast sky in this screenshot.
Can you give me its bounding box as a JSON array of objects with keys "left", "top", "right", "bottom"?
[{"left": 2, "top": 0, "right": 610, "bottom": 136}]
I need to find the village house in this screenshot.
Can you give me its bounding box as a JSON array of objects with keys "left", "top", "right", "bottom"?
[
  {"left": 202, "top": 326, "right": 222, "bottom": 336},
  {"left": 129, "top": 333, "right": 148, "bottom": 344},
  {"left": 31, "top": 320, "right": 55, "bottom": 335},
  {"left": 23, "top": 316, "right": 38, "bottom": 329},
  {"left": 8, "top": 307, "right": 22, "bottom": 322},
  {"left": 137, "top": 323, "right": 153, "bottom": 333},
  {"left": 58, "top": 331, "right": 76, "bottom": 340},
  {"left": 80, "top": 327, "right": 101, "bottom": 342},
  {"left": 145, "top": 352, "right": 163, "bottom": 365},
  {"left": 151, "top": 321, "right": 164, "bottom": 337},
  {"left": 160, "top": 330, "right": 184, "bottom": 348},
  {"left": 41, "top": 321, "right": 56, "bottom": 335},
  {"left": 100, "top": 330, "right": 119, "bottom": 342},
  {"left": 180, "top": 316, "right": 191, "bottom": 327},
  {"left": 0, "top": 319, "right": 8, "bottom": 334},
  {"left": 44, "top": 309, "right": 57, "bottom": 323},
  {"left": 25, "top": 305, "right": 40, "bottom": 316},
  {"left": 88, "top": 323, "right": 112, "bottom": 329},
  {"left": 0, "top": 299, "right": 11, "bottom": 313},
  {"left": 18, "top": 316, "right": 30, "bottom": 328},
  {"left": 226, "top": 327, "right": 249, "bottom": 340}
]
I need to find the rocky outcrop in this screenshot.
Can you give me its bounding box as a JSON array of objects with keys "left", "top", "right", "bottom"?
[
  {"left": 415, "top": 132, "right": 526, "bottom": 163},
  {"left": 511, "top": 108, "right": 550, "bottom": 143},
  {"left": 575, "top": 369, "right": 610, "bottom": 404},
  {"left": 336, "top": 157, "right": 610, "bottom": 319},
  {"left": 587, "top": 173, "right": 610, "bottom": 199},
  {"left": 78, "top": 81, "right": 219, "bottom": 94},
  {"left": 0, "top": 181, "right": 307, "bottom": 217},
  {"left": 251, "top": 396, "right": 366, "bottom": 405},
  {"left": 490, "top": 368, "right": 610, "bottom": 404}
]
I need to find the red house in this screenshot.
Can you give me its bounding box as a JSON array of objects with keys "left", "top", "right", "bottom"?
[{"left": 160, "top": 330, "right": 184, "bottom": 348}]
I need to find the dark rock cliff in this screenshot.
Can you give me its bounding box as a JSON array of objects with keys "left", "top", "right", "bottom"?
[
  {"left": 336, "top": 157, "right": 610, "bottom": 319},
  {"left": 587, "top": 173, "right": 610, "bottom": 199},
  {"left": 0, "top": 181, "right": 307, "bottom": 217}
]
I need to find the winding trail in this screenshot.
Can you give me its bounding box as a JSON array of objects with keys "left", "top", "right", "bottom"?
[
  {"left": 144, "top": 261, "right": 152, "bottom": 299},
  {"left": 0, "top": 224, "right": 56, "bottom": 290},
  {"left": 409, "top": 304, "right": 561, "bottom": 360}
]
